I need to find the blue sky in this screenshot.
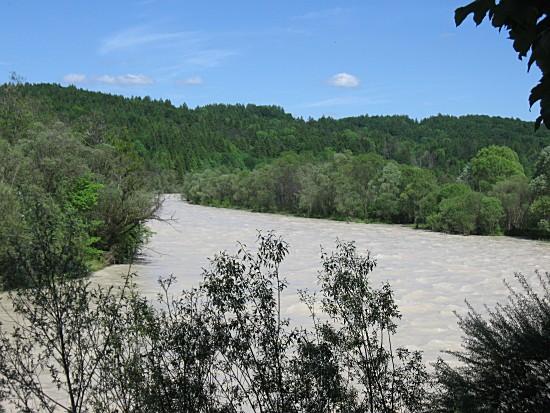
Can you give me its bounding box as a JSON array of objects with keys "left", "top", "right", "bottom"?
[{"left": 1, "top": 0, "right": 542, "bottom": 121}]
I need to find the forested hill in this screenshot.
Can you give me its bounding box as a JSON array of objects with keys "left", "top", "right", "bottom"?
[
  {"left": 1, "top": 81, "right": 550, "bottom": 288},
  {"left": 7, "top": 82, "right": 550, "bottom": 180}
]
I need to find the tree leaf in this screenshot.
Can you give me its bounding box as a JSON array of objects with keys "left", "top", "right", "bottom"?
[
  {"left": 529, "top": 81, "right": 545, "bottom": 108},
  {"left": 455, "top": 0, "right": 495, "bottom": 26}
]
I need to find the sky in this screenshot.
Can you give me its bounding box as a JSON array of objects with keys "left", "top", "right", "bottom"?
[{"left": 1, "top": 0, "right": 542, "bottom": 121}]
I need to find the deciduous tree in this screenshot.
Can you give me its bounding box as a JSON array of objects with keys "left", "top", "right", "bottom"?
[{"left": 469, "top": 145, "right": 524, "bottom": 191}]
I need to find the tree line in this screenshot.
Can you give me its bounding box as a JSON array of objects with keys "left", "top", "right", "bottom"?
[
  {"left": 5, "top": 82, "right": 550, "bottom": 183},
  {"left": 0, "top": 77, "right": 160, "bottom": 290},
  {"left": 182, "top": 145, "right": 550, "bottom": 238}
]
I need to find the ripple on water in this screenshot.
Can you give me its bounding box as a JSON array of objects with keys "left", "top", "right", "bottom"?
[
  {"left": 93, "top": 197, "right": 549, "bottom": 366},
  {"left": 2, "top": 197, "right": 546, "bottom": 411}
]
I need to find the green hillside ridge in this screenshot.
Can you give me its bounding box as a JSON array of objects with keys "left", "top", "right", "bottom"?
[
  {"left": 8, "top": 82, "right": 550, "bottom": 178},
  {"left": 1, "top": 81, "right": 550, "bottom": 291}
]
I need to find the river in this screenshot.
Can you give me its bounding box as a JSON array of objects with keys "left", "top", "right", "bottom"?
[
  {"left": 1, "top": 194, "right": 548, "bottom": 411},
  {"left": 95, "top": 194, "right": 549, "bottom": 364}
]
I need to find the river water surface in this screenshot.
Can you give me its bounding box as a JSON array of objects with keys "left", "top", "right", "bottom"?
[{"left": 96, "top": 194, "right": 549, "bottom": 364}]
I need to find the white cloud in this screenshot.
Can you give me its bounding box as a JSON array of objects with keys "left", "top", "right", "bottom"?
[
  {"left": 100, "top": 27, "right": 197, "bottom": 54},
  {"left": 176, "top": 76, "right": 203, "bottom": 86},
  {"left": 300, "top": 95, "right": 389, "bottom": 109},
  {"left": 62, "top": 73, "right": 87, "bottom": 84},
  {"left": 97, "top": 74, "right": 154, "bottom": 85},
  {"left": 328, "top": 73, "right": 360, "bottom": 88}
]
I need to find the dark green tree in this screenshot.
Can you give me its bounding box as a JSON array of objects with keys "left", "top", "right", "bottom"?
[
  {"left": 368, "top": 162, "right": 401, "bottom": 223},
  {"left": 0, "top": 72, "right": 34, "bottom": 143},
  {"left": 530, "top": 146, "right": 550, "bottom": 197},
  {"left": 530, "top": 196, "right": 550, "bottom": 235},
  {"left": 0, "top": 202, "right": 131, "bottom": 412},
  {"left": 425, "top": 185, "right": 504, "bottom": 235},
  {"left": 200, "top": 232, "right": 297, "bottom": 413},
  {"left": 398, "top": 166, "right": 437, "bottom": 224},
  {"left": 297, "top": 163, "right": 335, "bottom": 218},
  {"left": 491, "top": 174, "right": 531, "bottom": 232},
  {"left": 314, "top": 240, "right": 429, "bottom": 412},
  {"left": 529, "top": 146, "right": 550, "bottom": 235},
  {"left": 92, "top": 276, "right": 224, "bottom": 413},
  {"left": 0, "top": 198, "right": 91, "bottom": 289}
]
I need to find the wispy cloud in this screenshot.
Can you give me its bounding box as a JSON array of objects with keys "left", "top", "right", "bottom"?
[
  {"left": 97, "top": 74, "right": 154, "bottom": 85},
  {"left": 176, "top": 76, "right": 203, "bottom": 86},
  {"left": 294, "top": 7, "right": 347, "bottom": 20},
  {"left": 301, "top": 97, "right": 357, "bottom": 108},
  {"left": 186, "top": 50, "right": 237, "bottom": 67},
  {"left": 62, "top": 73, "right": 88, "bottom": 84},
  {"left": 300, "top": 96, "right": 389, "bottom": 109},
  {"left": 61, "top": 73, "right": 155, "bottom": 86},
  {"left": 328, "top": 73, "right": 360, "bottom": 88},
  {"left": 100, "top": 27, "right": 199, "bottom": 54},
  {"left": 99, "top": 26, "right": 236, "bottom": 70}
]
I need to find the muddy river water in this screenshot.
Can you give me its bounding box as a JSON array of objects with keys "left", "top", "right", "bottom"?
[
  {"left": 1, "top": 194, "right": 549, "bottom": 410},
  {"left": 96, "top": 194, "right": 549, "bottom": 364}
]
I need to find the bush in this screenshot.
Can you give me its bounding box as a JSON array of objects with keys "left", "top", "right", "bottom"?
[
  {"left": 427, "top": 191, "right": 504, "bottom": 235},
  {"left": 433, "top": 271, "right": 550, "bottom": 412},
  {"left": 0, "top": 232, "right": 431, "bottom": 413},
  {"left": 312, "top": 240, "right": 429, "bottom": 412},
  {"left": 530, "top": 196, "right": 550, "bottom": 237},
  {"left": 0, "top": 198, "right": 91, "bottom": 289}
]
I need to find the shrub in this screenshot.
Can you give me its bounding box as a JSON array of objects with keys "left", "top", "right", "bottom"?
[
  {"left": 433, "top": 271, "right": 550, "bottom": 412},
  {"left": 0, "top": 231, "right": 430, "bottom": 412}
]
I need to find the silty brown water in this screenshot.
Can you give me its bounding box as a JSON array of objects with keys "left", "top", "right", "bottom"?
[
  {"left": 97, "top": 195, "right": 550, "bottom": 363},
  {"left": 1, "top": 194, "right": 548, "bottom": 410}
]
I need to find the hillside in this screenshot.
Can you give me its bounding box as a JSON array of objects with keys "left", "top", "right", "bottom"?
[
  {"left": 7, "top": 83, "right": 550, "bottom": 180},
  {"left": 1, "top": 82, "right": 549, "bottom": 275}
]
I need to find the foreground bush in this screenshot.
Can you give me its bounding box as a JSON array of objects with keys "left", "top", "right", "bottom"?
[
  {"left": 433, "top": 271, "right": 550, "bottom": 412},
  {"left": 0, "top": 232, "right": 428, "bottom": 412},
  {"left": 2, "top": 225, "right": 548, "bottom": 412}
]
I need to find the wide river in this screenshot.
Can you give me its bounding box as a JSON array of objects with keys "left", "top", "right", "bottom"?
[
  {"left": 95, "top": 194, "right": 549, "bottom": 365},
  {"left": 1, "top": 194, "right": 549, "bottom": 411}
]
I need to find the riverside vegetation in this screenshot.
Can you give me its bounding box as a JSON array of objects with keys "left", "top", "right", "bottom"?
[
  {"left": 0, "top": 229, "right": 548, "bottom": 412},
  {"left": 0, "top": 78, "right": 549, "bottom": 411},
  {"left": 182, "top": 145, "right": 550, "bottom": 238},
  {"left": 0, "top": 78, "right": 161, "bottom": 290},
  {"left": 3, "top": 81, "right": 550, "bottom": 242}
]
